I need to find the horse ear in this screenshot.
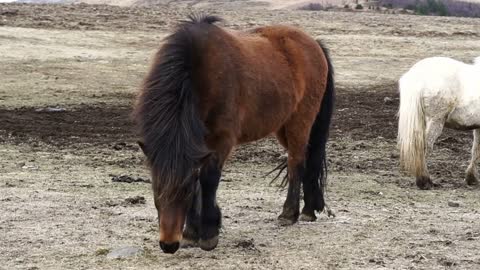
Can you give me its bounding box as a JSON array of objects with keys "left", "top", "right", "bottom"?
[{"left": 137, "top": 140, "right": 147, "bottom": 155}]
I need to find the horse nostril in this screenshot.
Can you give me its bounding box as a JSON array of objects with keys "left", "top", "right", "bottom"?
[{"left": 159, "top": 241, "right": 180, "bottom": 254}]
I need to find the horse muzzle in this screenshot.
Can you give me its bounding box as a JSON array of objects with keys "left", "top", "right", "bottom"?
[{"left": 159, "top": 241, "right": 180, "bottom": 254}]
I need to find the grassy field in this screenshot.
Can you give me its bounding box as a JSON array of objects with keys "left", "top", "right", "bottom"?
[{"left": 1, "top": 3, "right": 480, "bottom": 269}]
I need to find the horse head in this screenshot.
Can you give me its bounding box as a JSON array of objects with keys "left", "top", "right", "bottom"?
[{"left": 138, "top": 141, "right": 201, "bottom": 254}]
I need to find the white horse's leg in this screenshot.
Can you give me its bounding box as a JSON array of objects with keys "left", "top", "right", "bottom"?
[
  {"left": 418, "top": 118, "right": 444, "bottom": 189},
  {"left": 465, "top": 129, "right": 480, "bottom": 186}
]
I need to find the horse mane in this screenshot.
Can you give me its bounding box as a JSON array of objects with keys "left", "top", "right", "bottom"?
[
  {"left": 182, "top": 14, "right": 223, "bottom": 25},
  {"left": 134, "top": 14, "right": 220, "bottom": 203}
]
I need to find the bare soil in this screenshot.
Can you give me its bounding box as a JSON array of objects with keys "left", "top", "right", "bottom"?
[{"left": 1, "top": 3, "right": 480, "bottom": 270}]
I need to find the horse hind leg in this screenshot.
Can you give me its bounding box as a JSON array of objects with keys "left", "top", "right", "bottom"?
[
  {"left": 417, "top": 118, "right": 444, "bottom": 189},
  {"left": 465, "top": 129, "right": 480, "bottom": 186},
  {"left": 277, "top": 122, "right": 312, "bottom": 226},
  {"left": 299, "top": 149, "right": 324, "bottom": 222}
]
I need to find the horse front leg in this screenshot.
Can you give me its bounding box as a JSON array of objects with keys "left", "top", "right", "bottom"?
[
  {"left": 466, "top": 129, "right": 480, "bottom": 186},
  {"left": 197, "top": 156, "right": 222, "bottom": 251},
  {"left": 181, "top": 180, "right": 201, "bottom": 248},
  {"left": 197, "top": 136, "right": 233, "bottom": 251}
]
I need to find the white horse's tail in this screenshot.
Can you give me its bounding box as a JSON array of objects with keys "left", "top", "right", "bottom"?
[{"left": 397, "top": 75, "right": 426, "bottom": 177}]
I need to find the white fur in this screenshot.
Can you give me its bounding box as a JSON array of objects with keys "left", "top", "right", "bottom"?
[
  {"left": 398, "top": 57, "right": 480, "bottom": 182},
  {"left": 474, "top": 56, "right": 480, "bottom": 66}
]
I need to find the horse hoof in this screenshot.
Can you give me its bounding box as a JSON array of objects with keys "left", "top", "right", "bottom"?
[
  {"left": 180, "top": 237, "right": 199, "bottom": 248},
  {"left": 199, "top": 236, "right": 219, "bottom": 251},
  {"left": 416, "top": 176, "right": 433, "bottom": 190},
  {"left": 465, "top": 173, "right": 479, "bottom": 186},
  {"left": 277, "top": 217, "right": 297, "bottom": 226},
  {"left": 299, "top": 213, "right": 316, "bottom": 222}
]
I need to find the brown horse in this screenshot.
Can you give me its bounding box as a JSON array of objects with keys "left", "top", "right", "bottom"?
[{"left": 135, "top": 15, "right": 335, "bottom": 254}]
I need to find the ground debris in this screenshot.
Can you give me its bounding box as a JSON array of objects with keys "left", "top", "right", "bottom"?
[
  {"left": 104, "top": 195, "right": 146, "bottom": 207},
  {"left": 111, "top": 142, "right": 138, "bottom": 151},
  {"left": 111, "top": 175, "right": 150, "bottom": 183},
  {"left": 106, "top": 246, "right": 143, "bottom": 259},
  {"left": 113, "top": 142, "right": 127, "bottom": 150},
  {"left": 383, "top": 97, "right": 394, "bottom": 105},
  {"left": 34, "top": 106, "right": 67, "bottom": 113},
  {"left": 368, "top": 258, "right": 386, "bottom": 266},
  {"left": 0, "top": 9, "right": 19, "bottom": 16},
  {"left": 447, "top": 201, "right": 460, "bottom": 207},
  {"left": 125, "top": 196, "right": 146, "bottom": 205},
  {"left": 438, "top": 257, "right": 457, "bottom": 267},
  {"left": 234, "top": 238, "right": 258, "bottom": 251}
]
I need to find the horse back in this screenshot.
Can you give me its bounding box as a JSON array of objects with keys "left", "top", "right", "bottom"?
[{"left": 195, "top": 25, "right": 329, "bottom": 144}]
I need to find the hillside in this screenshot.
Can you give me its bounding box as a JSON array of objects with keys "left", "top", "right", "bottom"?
[{"left": 2, "top": 0, "right": 376, "bottom": 8}]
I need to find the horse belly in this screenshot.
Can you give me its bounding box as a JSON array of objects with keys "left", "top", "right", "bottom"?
[
  {"left": 446, "top": 103, "right": 480, "bottom": 130},
  {"left": 237, "top": 90, "right": 296, "bottom": 143}
]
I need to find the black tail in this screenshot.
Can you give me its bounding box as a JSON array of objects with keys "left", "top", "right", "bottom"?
[
  {"left": 304, "top": 40, "right": 335, "bottom": 211},
  {"left": 135, "top": 15, "right": 221, "bottom": 203}
]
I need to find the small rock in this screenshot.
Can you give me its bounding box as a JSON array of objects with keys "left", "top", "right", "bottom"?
[
  {"left": 106, "top": 246, "right": 143, "bottom": 259},
  {"left": 384, "top": 97, "right": 394, "bottom": 105},
  {"left": 448, "top": 201, "right": 460, "bottom": 207},
  {"left": 326, "top": 208, "right": 336, "bottom": 218},
  {"left": 22, "top": 164, "right": 39, "bottom": 170},
  {"left": 35, "top": 106, "right": 67, "bottom": 113},
  {"left": 95, "top": 248, "right": 110, "bottom": 256}
]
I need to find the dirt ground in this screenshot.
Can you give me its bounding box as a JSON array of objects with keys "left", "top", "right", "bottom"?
[{"left": 1, "top": 3, "right": 480, "bottom": 270}]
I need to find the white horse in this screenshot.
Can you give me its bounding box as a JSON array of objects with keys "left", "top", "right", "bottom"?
[{"left": 398, "top": 56, "right": 480, "bottom": 189}]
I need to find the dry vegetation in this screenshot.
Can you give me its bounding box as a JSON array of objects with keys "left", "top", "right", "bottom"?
[{"left": 1, "top": 2, "right": 480, "bottom": 269}]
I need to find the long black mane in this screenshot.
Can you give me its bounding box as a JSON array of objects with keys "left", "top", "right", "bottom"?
[{"left": 135, "top": 15, "right": 221, "bottom": 203}]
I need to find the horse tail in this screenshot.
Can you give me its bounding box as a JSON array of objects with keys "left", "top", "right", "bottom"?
[
  {"left": 135, "top": 15, "right": 221, "bottom": 203},
  {"left": 397, "top": 73, "right": 426, "bottom": 177},
  {"left": 308, "top": 41, "right": 335, "bottom": 209}
]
